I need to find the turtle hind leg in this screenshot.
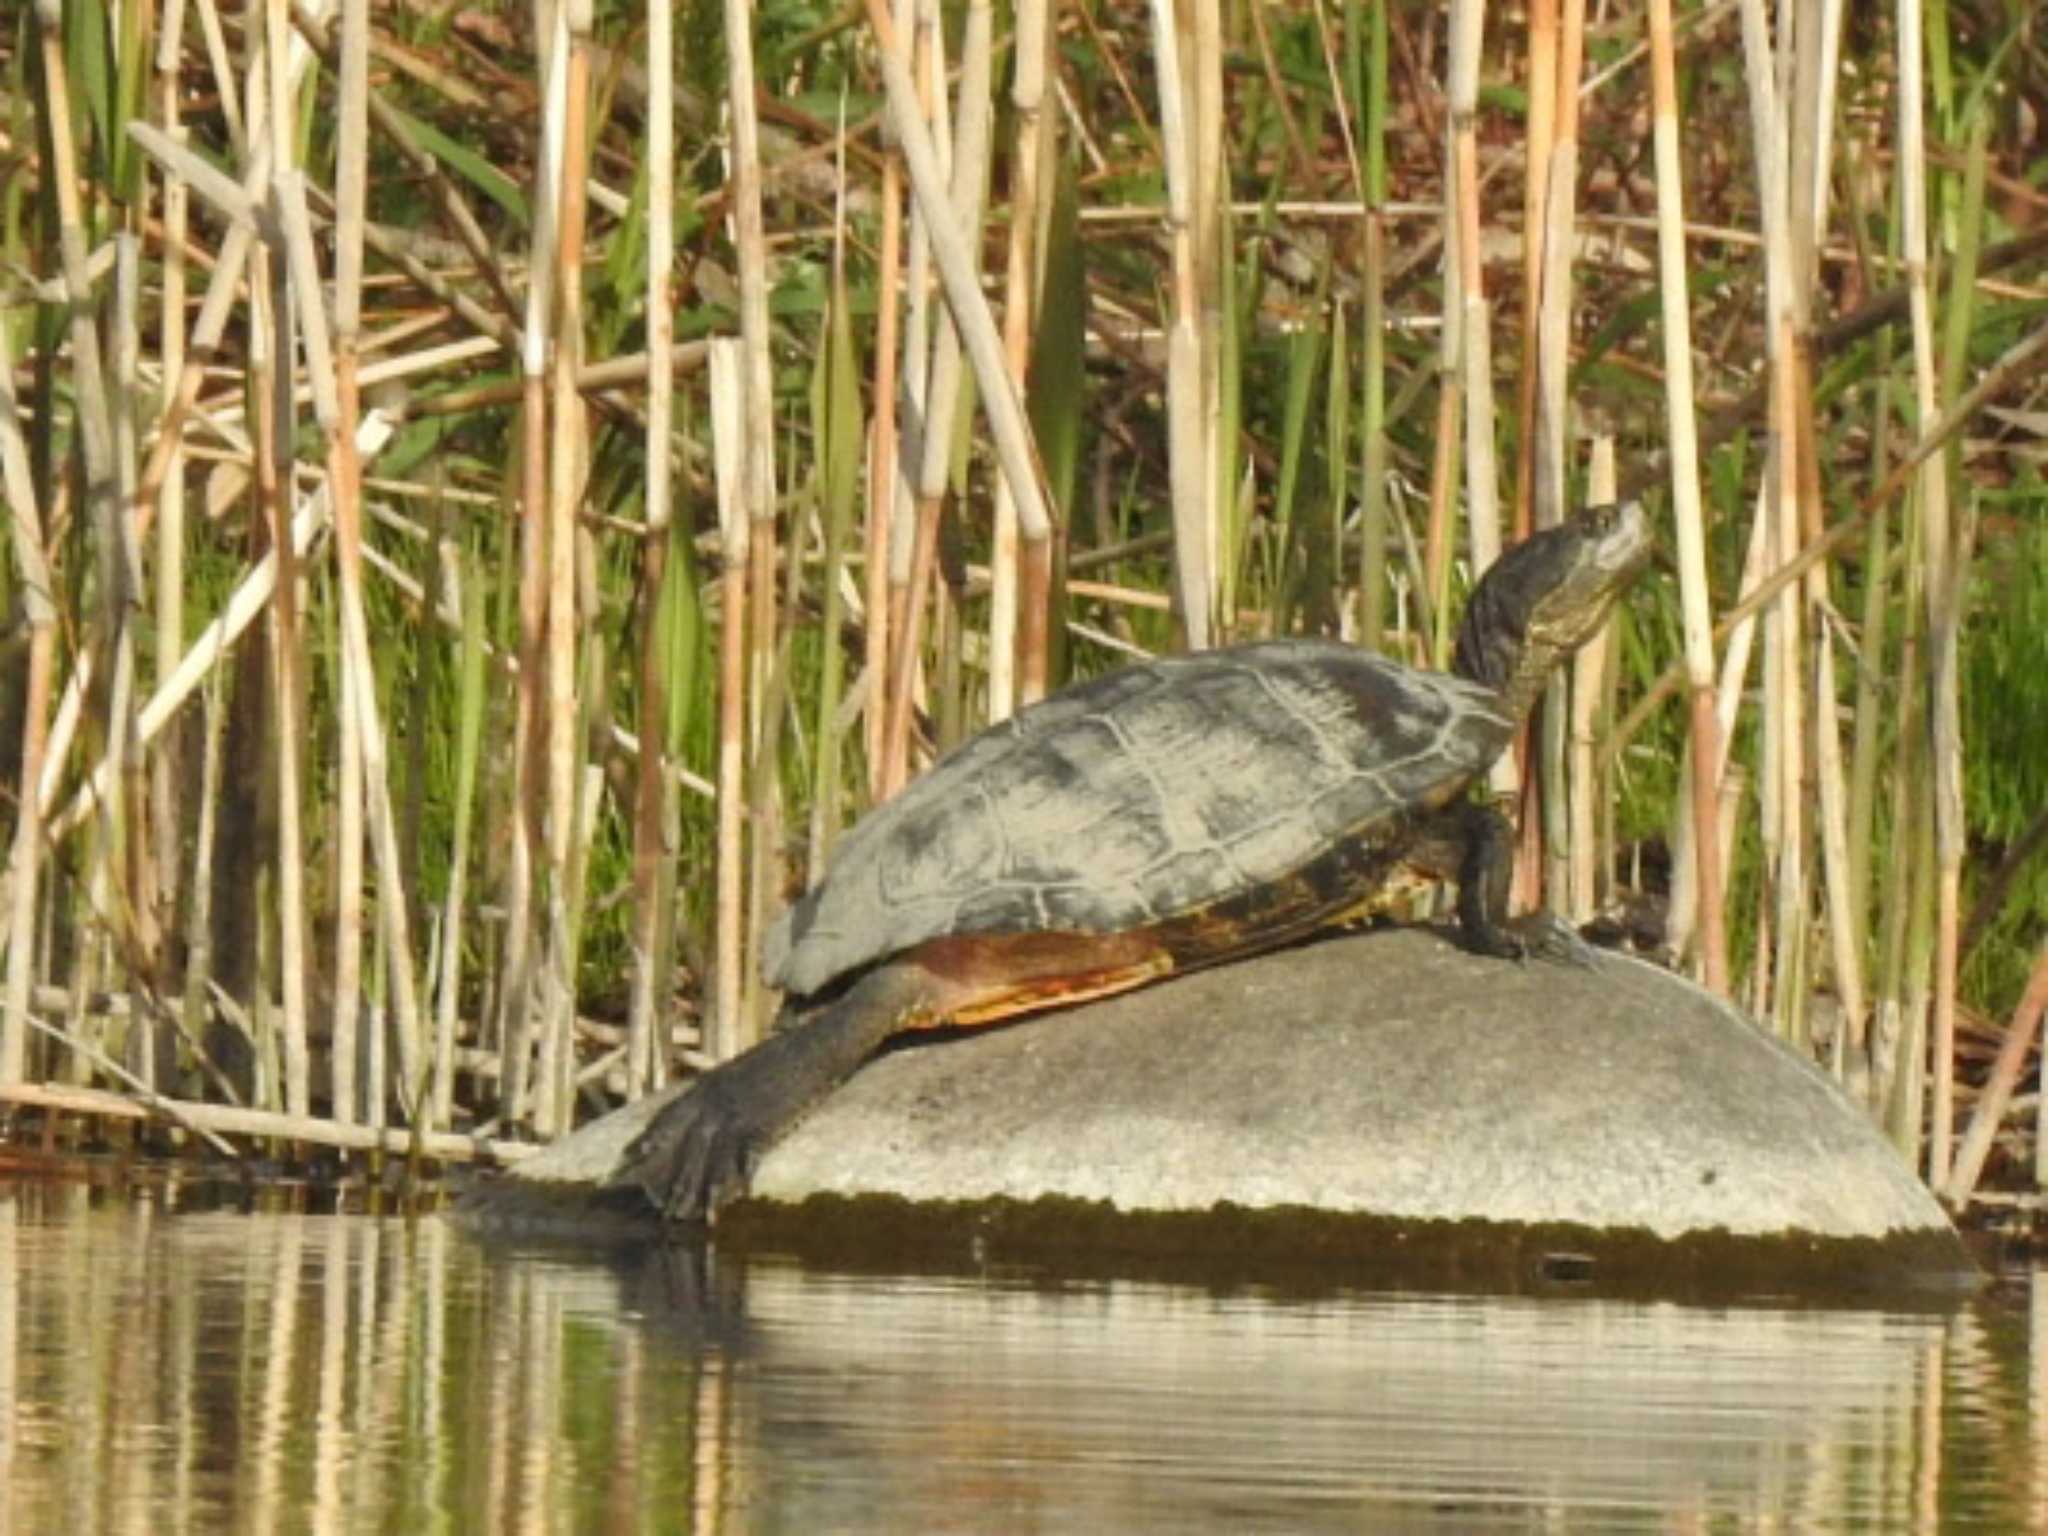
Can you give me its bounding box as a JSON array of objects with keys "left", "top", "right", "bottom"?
[{"left": 608, "top": 963, "right": 935, "bottom": 1222}]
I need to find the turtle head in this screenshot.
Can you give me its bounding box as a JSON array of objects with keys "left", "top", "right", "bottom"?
[{"left": 1453, "top": 500, "right": 1653, "bottom": 717}]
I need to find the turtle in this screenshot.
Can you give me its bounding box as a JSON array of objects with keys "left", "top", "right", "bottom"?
[{"left": 612, "top": 499, "right": 1654, "bottom": 1221}]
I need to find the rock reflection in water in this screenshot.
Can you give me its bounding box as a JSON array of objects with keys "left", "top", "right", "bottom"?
[{"left": 0, "top": 1179, "right": 2039, "bottom": 1531}]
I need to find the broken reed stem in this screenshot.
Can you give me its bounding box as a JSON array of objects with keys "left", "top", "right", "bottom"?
[
  {"left": 861, "top": 0, "right": 1053, "bottom": 577},
  {"left": 43, "top": 466, "right": 342, "bottom": 851},
  {"left": 289, "top": 0, "right": 524, "bottom": 328},
  {"left": 0, "top": 1080, "right": 535, "bottom": 1166},
  {"left": 1945, "top": 936, "right": 2048, "bottom": 1208}
]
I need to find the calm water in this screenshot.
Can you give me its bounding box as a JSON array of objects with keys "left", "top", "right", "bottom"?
[{"left": 0, "top": 1178, "right": 2040, "bottom": 1532}]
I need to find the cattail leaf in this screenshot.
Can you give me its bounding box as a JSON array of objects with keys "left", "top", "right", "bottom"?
[
  {"left": 1026, "top": 154, "right": 1086, "bottom": 523},
  {"left": 381, "top": 102, "right": 529, "bottom": 227}
]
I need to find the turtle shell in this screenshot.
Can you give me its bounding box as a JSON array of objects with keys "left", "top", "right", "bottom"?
[{"left": 765, "top": 638, "right": 1517, "bottom": 999}]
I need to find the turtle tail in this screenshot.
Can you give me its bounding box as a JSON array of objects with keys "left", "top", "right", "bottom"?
[{"left": 607, "top": 963, "right": 933, "bottom": 1222}]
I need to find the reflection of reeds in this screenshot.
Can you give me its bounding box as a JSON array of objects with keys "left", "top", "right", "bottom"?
[
  {"left": 2, "top": 2, "right": 2045, "bottom": 1202},
  {"left": 19, "top": 1190, "right": 2048, "bottom": 1525},
  {"left": 0, "top": 1194, "right": 723, "bottom": 1530}
]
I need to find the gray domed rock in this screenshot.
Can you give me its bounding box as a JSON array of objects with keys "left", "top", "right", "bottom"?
[{"left": 497, "top": 927, "right": 1972, "bottom": 1295}]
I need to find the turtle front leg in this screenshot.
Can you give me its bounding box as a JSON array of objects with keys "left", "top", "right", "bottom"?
[
  {"left": 1448, "top": 799, "right": 1524, "bottom": 958},
  {"left": 608, "top": 964, "right": 931, "bottom": 1220},
  {"left": 1430, "top": 799, "right": 1599, "bottom": 967}
]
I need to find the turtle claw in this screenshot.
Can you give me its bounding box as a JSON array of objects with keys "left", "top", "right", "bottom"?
[
  {"left": 613, "top": 1073, "right": 767, "bottom": 1223},
  {"left": 1508, "top": 911, "right": 1602, "bottom": 970}
]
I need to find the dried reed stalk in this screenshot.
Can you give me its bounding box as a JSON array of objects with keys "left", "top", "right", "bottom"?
[
  {"left": 1802, "top": 344, "right": 1867, "bottom": 1077},
  {"left": 1355, "top": 0, "right": 1390, "bottom": 652},
  {"left": 885, "top": 0, "right": 935, "bottom": 775},
  {"left": 151, "top": 11, "right": 191, "bottom": 973},
  {"left": 986, "top": 0, "right": 1053, "bottom": 721},
  {"left": 626, "top": 0, "right": 680, "bottom": 1098},
  {"left": 336, "top": 496, "right": 429, "bottom": 1125},
  {"left": 436, "top": 546, "right": 488, "bottom": 1124},
  {"left": 537, "top": 0, "right": 597, "bottom": 1134},
  {"left": 1895, "top": 0, "right": 1946, "bottom": 1174},
  {"left": 1924, "top": 117, "right": 1990, "bottom": 1181},
  {"left": 1150, "top": 0, "right": 1210, "bottom": 648},
  {"left": 1531, "top": 0, "right": 1587, "bottom": 912},
  {"left": 1735, "top": 0, "right": 1806, "bottom": 1039},
  {"left": 1567, "top": 438, "right": 1616, "bottom": 923},
  {"left": 1944, "top": 936, "right": 2048, "bottom": 1207},
  {"left": 36, "top": 0, "right": 131, "bottom": 1089},
  {"left": 883, "top": 0, "right": 995, "bottom": 791},
  {"left": 0, "top": 307, "right": 56, "bottom": 1089},
  {"left": 1648, "top": 0, "right": 1727, "bottom": 993},
  {"left": 865, "top": 78, "right": 905, "bottom": 794},
  {"left": 729, "top": 0, "right": 781, "bottom": 1050},
  {"left": 1779, "top": 0, "right": 1861, "bottom": 1080},
  {"left": 1517, "top": 0, "right": 1559, "bottom": 541},
  {"left": 861, "top": 0, "right": 1054, "bottom": 682},
  {"left": 326, "top": 0, "right": 372, "bottom": 1125},
  {"left": 877, "top": 1, "right": 951, "bottom": 800},
  {"left": 500, "top": 0, "right": 566, "bottom": 1122},
  {"left": 253, "top": 238, "right": 312, "bottom": 1118},
  {"left": 709, "top": 340, "right": 750, "bottom": 1065}
]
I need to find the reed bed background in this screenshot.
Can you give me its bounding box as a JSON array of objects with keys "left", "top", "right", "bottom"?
[{"left": 1, "top": 0, "right": 2045, "bottom": 1211}]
